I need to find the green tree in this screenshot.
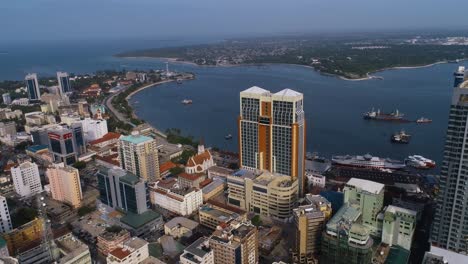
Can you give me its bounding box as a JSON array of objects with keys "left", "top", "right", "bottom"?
[{"left": 73, "top": 161, "right": 87, "bottom": 170}]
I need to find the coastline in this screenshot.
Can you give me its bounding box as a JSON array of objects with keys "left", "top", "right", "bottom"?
[
  {"left": 125, "top": 79, "right": 174, "bottom": 101},
  {"left": 121, "top": 56, "right": 467, "bottom": 82}
]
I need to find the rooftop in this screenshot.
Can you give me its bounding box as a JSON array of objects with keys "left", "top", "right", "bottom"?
[
  {"left": 241, "top": 86, "right": 270, "bottom": 95},
  {"left": 89, "top": 132, "right": 121, "bottom": 145},
  {"left": 182, "top": 237, "right": 211, "bottom": 259},
  {"left": 120, "top": 134, "right": 153, "bottom": 145},
  {"left": 119, "top": 173, "right": 141, "bottom": 185},
  {"left": 326, "top": 204, "right": 361, "bottom": 233},
  {"left": 346, "top": 178, "right": 384, "bottom": 194},
  {"left": 120, "top": 211, "right": 161, "bottom": 229},
  {"left": 202, "top": 179, "right": 225, "bottom": 194},
  {"left": 164, "top": 217, "right": 199, "bottom": 230},
  {"left": 273, "top": 88, "right": 302, "bottom": 97}
]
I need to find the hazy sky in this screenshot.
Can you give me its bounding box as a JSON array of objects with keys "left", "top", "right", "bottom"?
[{"left": 2, "top": 0, "right": 468, "bottom": 43}]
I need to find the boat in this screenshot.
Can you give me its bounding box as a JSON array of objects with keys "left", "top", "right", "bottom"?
[
  {"left": 181, "top": 99, "right": 192, "bottom": 105},
  {"left": 406, "top": 155, "right": 436, "bottom": 169},
  {"left": 391, "top": 130, "right": 411, "bottom": 144},
  {"left": 363, "top": 108, "right": 405, "bottom": 121},
  {"left": 177, "top": 79, "right": 183, "bottom": 84},
  {"left": 225, "top": 134, "right": 233, "bottom": 140},
  {"left": 331, "top": 154, "right": 406, "bottom": 169},
  {"left": 416, "top": 117, "right": 432, "bottom": 123}
]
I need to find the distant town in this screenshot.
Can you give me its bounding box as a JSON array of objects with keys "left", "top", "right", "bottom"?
[
  {"left": 0, "top": 63, "right": 465, "bottom": 264},
  {"left": 117, "top": 33, "right": 468, "bottom": 79}
]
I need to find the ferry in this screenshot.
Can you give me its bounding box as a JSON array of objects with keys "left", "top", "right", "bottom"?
[
  {"left": 363, "top": 108, "right": 405, "bottom": 121},
  {"left": 181, "top": 99, "right": 192, "bottom": 105},
  {"left": 416, "top": 117, "right": 432, "bottom": 123},
  {"left": 332, "top": 154, "right": 406, "bottom": 169},
  {"left": 406, "top": 155, "right": 436, "bottom": 169},
  {"left": 391, "top": 130, "right": 411, "bottom": 144}
]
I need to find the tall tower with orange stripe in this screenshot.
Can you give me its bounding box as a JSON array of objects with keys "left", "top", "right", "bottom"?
[{"left": 239, "top": 86, "right": 306, "bottom": 196}]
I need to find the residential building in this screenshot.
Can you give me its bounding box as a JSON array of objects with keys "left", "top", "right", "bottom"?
[
  {"left": 118, "top": 211, "right": 163, "bottom": 237},
  {"left": 106, "top": 237, "right": 149, "bottom": 264},
  {"left": 97, "top": 166, "right": 149, "bottom": 214},
  {"left": 40, "top": 93, "right": 67, "bottom": 114},
  {"left": 344, "top": 178, "right": 385, "bottom": 236},
  {"left": 164, "top": 217, "right": 199, "bottom": 238},
  {"left": 149, "top": 181, "right": 203, "bottom": 216},
  {"left": 118, "top": 132, "right": 160, "bottom": 182},
  {"left": 180, "top": 238, "right": 214, "bottom": 264},
  {"left": 198, "top": 203, "right": 246, "bottom": 230},
  {"left": 381, "top": 205, "right": 417, "bottom": 251},
  {"left": 0, "top": 122, "right": 16, "bottom": 137},
  {"left": 432, "top": 66, "right": 468, "bottom": 252},
  {"left": 11, "top": 98, "right": 29, "bottom": 106},
  {"left": 293, "top": 195, "right": 332, "bottom": 264},
  {"left": 2, "top": 93, "right": 11, "bottom": 105},
  {"left": 48, "top": 126, "right": 79, "bottom": 165},
  {"left": 3, "top": 218, "right": 43, "bottom": 256},
  {"left": 0, "top": 196, "right": 12, "bottom": 233},
  {"left": 178, "top": 173, "right": 206, "bottom": 189},
  {"left": 25, "top": 111, "right": 56, "bottom": 126},
  {"left": 202, "top": 179, "right": 225, "bottom": 202},
  {"left": 227, "top": 169, "right": 298, "bottom": 220},
  {"left": 239, "top": 86, "right": 306, "bottom": 196},
  {"left": 0, "top": 108, "right": 22, "bottom": 119},
  {"left": 46, "top": 165, "right": 83, "bottom": 208},
  {"left": 79, "top": 118, "right": 108, "bottom": 142},
  {"left": 57, "top": 72, "right": 72, "bottom": 95},
  {"left": 11, "top": 161, "right": 42, "bottom": 197},
  {"left": 25, "top": 73, "right": 41, "bottom": 101},
  {"left": 185, "top": 144, "right": 215, "bottom": 174},
  {"left": 97, "top": 228, "right": 131, "bottom": 256},
  {"left": 209, "top": 221, "right": 258, "bottom": 264}
]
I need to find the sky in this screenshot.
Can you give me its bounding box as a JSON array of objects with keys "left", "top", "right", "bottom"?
[{"left": 2, "top": 0, "right": 468, "bottom": 43}]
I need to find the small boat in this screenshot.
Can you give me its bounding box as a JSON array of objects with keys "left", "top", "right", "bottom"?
[
  {"left": 406, "top": 155, "right": 436, "bottom": 169},
  {"left": 391, "top": 130, "right": 411, "bottom": 144},
  {"left": 225, "top": 134, "right": 233, "bottom": 140},
  {"left": 416, "top": 117, "right": 432, "bottom": 123},
  {"left": 177, "top": 79, "right": 183, "bottom": 84},
  {"left": 181, "top": 99, "right": 192, "bottom": 105}
]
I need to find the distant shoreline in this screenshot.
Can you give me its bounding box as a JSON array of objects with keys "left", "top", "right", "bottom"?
[{"left": 121, "top": 56, "right": 467, "bottom": 81}]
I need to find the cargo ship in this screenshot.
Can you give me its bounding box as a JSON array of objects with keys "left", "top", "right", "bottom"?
[
  {"left": 405, "top": 155, "right": 436, "bottom": 169},
  {"left": 332, "top": 154, "right": 406, "bottom": 169},
  {"left": 391, "top": 130, "right": 411, "bottom": 144},
  {"left": 363, "top": 108, "right": 405, "bottom": 121}
]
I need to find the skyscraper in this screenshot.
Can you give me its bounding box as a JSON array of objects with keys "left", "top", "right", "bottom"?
[
  {"left": 432, "top": 66, "right": 468, "bottom": 252},
  {"left": 46, "top": 165, "right": 83, "bottom": 208},
  {"left": 239, "top": 86, "right": 306, "bottom": 196},
  {"left": 97, "top": 166, "right": 149, "bottom": 214},
  {"left": 25, "top": 73, "right": 41, "bottom": 101},
  {"left": 57, "top": 71, "right": 72, "bottom": 95},
  {"left": 48, "top": 126, "right": 79, "bottom": 165},
  {"left": 118, "top": 132, "right": 160, "bottom": 182},
  {"left": 11, "top": 161, "right": 43, "bottom": 197},
  {"left": 0, "top": 195, "right": 13, "bottom": 233}
]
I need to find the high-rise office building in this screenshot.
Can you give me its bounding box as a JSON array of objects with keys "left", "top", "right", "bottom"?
[
  {"left": 209, "top": 221, "right": 258, "bottom": 264},
  {"left": 118, "top": 132, "right": 160, "bottom": 182},
  {"left": 46, "top": 165, "right": 83, "bottom": 208},
  {"left": 2, "top": 93, "right": 11, "bottom": 105},
  {"left": 48, "top": 126, "right": 82, "bottom": 165},
  {"left": 97, "top": 166, "right": 149, "bottom": 214},
  {"left": 25, "top": 73, "right": 41, "bottom": 101},
  {"left": 57, "top": 71, "right": 72, "bottom": 95},
  {"left": 239, "top": 86, "right": 306, "bottom": 196},
  {"left": 71, "top": 122, "right": 86, "bottom": 154},
  {"left": 432, "top": 66, "right": 468, "bottom": 252},
  {"left": 11, "top": 161, "right": 43, "bottom": 197},
  {"left": 293, "top": 194, "right": 332, "bottom": 264},
  {"left": 0, "top": 195, "right": 12, "bottom": 233}
]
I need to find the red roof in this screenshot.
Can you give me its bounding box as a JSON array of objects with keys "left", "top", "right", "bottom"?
[
  {"left": 159, "top": 161, "right": 177, "bottom": 173},
  {"left": 96, "top": 154, "right": 120, "bottom": 166},
  {"left": 89, "top": 132, "right": 121, "bottom": 145},
  {"left": 178, "top": 172, "right": 203, "bottom": 181},
  {"left": 186, "top": 150, "right": 212, "bottom": 167},
  {"left": 199, "top": 178, "right": 213, "bottom": 188},
  {"left": 109, "top": 247, "right": 131, "bottom": 260}
]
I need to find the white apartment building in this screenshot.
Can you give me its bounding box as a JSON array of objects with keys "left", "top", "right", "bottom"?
[
  {"left": 150, "top": 182, "right": 203, "bottom": 216},
  {"left": 79, "top": 118, "right": 108, "bottom": 142},
  {"left": 107, "top": 237, "right": 149, "bottom": 264},
  {"left": 0, "top": 195, "right": 12, "bottom": 233},
  {"left": 381, "top": 205, "right": 417, "bottom": 251},
  {"left": 180, "top": 238, "right": 214, "bottom": 264},
  {"left": 11, "top": 161, "right": 43, "bottom": 197}
]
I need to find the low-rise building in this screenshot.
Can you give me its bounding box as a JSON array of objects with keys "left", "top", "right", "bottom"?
[
  {"left": 227, "top": 170, "right": 298, "bottom": 220},
  {"left": 149, "top": 181, "right": 203, "bottom": 216},
  {"left": 97, "top": 228, "right": 131, "bottom": 256},
  {"left": 107, "top": 237, "right": 149, "bottom": 264},
  {"left": 54, "top": 232, "right": 92, "bottom": 264},
  {"left": 198, "top": 202, "right": 246, "bottom": 230},
  {"left": 164, "top": 217, "right": 199, "bottom": 239},
  {"left": 180, "top": 237, "right": 214, "bottom": 264},
  {"left": 159, "top": 161, "right": 177, "bottom": 178},
  {"left": 202, "top": 179, "right": 225, "bottom": 202},
  {"left": 0, "top": 122, "right": 16, "bottom": 137},
  {"left": 178, "top": 173, "right": 206, "bottom": 189},
  {"left": 0, "top": 108, "right": 22, "bottom": 119},
  {"left": 207, "top": 166, "right": 234, "bottom": 179},
  {"left": 3, "top": 218, "right": 43, "bottom": 256},
  {"left": 119, "top": 211, "right": 163, "bottom": 237}
]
